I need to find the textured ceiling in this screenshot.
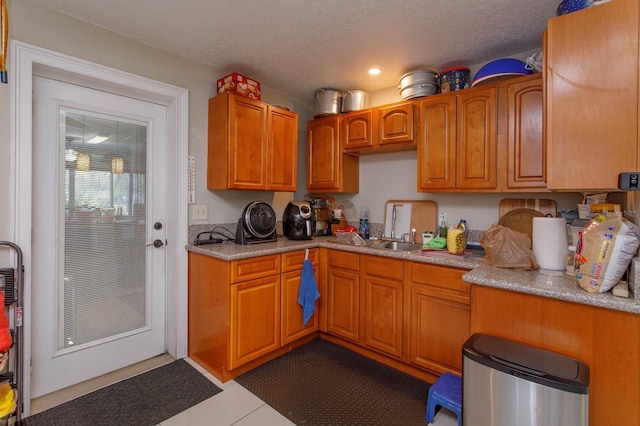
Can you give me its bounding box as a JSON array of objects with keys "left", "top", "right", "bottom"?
[{"left": 29, "top": 0, "right": 561, "bottom": 102}]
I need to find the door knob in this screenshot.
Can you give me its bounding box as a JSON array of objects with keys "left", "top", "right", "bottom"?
[{"left": 153, "top": 239, "right": 164, "bottom": 248}]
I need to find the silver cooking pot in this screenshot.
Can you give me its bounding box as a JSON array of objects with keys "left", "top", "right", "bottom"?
[
  {"left": 341, "top": 90, "right": 371, "bottom": 113},
  {"left": 313, "top": 89, "right": 343, "bottom": 118},
  {"left": 398, "top": 69, "right": 440, "bottom": 100}
]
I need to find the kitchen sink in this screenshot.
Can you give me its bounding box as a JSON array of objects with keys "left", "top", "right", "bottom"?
[{"left": 365, "top": 240, "right": 422, "bottom": 252}]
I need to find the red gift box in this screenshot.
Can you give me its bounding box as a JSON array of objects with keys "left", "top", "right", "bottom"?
[{"left": 217, "top": 72, "right": 261, "bottom": 100}]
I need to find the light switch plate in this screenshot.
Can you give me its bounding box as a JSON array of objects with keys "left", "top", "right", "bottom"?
[{"left": 193, "top": 204, "right": 208, "bottom": 220}]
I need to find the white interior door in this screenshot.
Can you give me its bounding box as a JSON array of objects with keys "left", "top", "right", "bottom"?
[{"left": 30, "top": 76, "right": 167, "bottom": 398}]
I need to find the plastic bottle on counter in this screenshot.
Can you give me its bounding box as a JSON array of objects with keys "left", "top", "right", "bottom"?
[{"left": 359, "top": 207, "right": 369, "bottom": 239}]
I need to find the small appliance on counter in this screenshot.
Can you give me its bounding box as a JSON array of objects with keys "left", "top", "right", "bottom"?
[
  {"left": 308, "top": 197, "right": 332, "bottom": 236},
  {"left": 283, "top": 201, "right": 316, "bottom": 240},
  {"left": 234, "top": 200, "right": 277, "bottom": 245}
]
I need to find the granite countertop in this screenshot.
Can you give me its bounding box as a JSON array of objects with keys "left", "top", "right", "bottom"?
[{"left": 186, "top": 237, "right": 640, "bottom": 315}]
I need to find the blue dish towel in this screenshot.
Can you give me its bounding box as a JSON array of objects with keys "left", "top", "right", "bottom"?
[{"left": 298, "top": 258, "right": 320, "bottom": 326}]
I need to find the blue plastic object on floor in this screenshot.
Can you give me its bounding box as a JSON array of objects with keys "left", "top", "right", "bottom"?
[{"left": 426, "top": 372, "right": 462, "bottom": 426}]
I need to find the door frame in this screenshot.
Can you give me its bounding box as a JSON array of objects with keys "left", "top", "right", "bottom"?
[{"left": 10, "top": 41, "right": 189, "bottom": 416}]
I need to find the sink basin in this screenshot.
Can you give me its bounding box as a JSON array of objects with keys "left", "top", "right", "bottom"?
[{"left": 365, "top": 240, "right": 422, "bottom": 252}]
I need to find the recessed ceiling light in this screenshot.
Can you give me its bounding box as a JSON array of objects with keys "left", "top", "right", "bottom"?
[{"left": 368, "top": 68, "right": 381, "bottom": 76}]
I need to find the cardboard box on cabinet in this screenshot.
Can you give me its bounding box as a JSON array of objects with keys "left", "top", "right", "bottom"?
[{"left": 216, "top": 72, "right": 261, "bottom": 100}]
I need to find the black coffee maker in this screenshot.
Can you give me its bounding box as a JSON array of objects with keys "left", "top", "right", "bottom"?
[{"left": 283, "top": 201, "right": 315, "bottom": 240}]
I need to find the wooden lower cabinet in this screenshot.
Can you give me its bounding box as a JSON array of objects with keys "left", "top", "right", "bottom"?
[
  {"left": 362, "top": 255, "right": 404, "bottom": 359},
  {"left": 324, "top": 250, "right": 470, "bottom": 379},
  {"left": 281, "top": 252, "right": 320, "bottom": 345},
  {"left": 472, "top": 285, "right": 640, "bottom": 425},
  {"left": 326, "top": 250, "right": 360, "bottom": 342},
  {"left": 188, "top": 249, "right": 319, "bottom": 381},
  {"left": 230, "top": 276, "right": 280, "bottom": 369},
  {"left": 407, "top": 263, "right": 470, "bottom": 375}
]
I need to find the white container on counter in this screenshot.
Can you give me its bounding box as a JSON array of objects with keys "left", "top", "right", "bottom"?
[{"left": 532, "top": 217, "right": 568, "bottom": 271}]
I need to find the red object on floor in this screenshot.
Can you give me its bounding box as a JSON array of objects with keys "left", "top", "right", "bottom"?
[{"left": 0, "top": 292, "right": 11, "bottom": 352}]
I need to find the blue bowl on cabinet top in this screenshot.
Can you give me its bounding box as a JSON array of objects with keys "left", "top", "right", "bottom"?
[
  {"left": 471, "top": 58, "right": 532, "bottom": 87},
  {"left": 556, "top": 0, "right": 593, "bottom": 15}
]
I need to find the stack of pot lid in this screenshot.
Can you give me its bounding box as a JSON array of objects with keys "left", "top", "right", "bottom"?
[{"left": 398, "top": 69, "right": 440, "bottom": 100}]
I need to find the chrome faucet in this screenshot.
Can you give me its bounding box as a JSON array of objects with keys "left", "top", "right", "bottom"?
[{"left": 390, "top": 203, "right": 403, "bottom": 240}]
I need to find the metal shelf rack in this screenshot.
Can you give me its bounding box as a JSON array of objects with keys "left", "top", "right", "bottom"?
[{"left": 0, "top": 242, "right": 23, "bottom": 424}]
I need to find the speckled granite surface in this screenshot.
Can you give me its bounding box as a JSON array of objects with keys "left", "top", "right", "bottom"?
[{"left": 186, "top": 237, "right": 640, "bottom": 315}]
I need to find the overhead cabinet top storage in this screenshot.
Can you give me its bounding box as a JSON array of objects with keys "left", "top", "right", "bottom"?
[{"left": 207, "top": 93, "right": 298, "bottom": 191}]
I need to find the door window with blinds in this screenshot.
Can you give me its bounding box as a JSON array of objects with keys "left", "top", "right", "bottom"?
[{"left": 62, "top": 109, "right": 147, "bottom": 350}]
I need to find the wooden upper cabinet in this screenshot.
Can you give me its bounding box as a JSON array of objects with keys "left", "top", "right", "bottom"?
[
  {"left": 417, "top": 94, "right": 457, "bottom": 190},
  {"left": 343, "top": 101, "right": 417, "bottom": 154},
  {"left": 377, "top": 101, "right": 415, "bottom": 146},
  {"left": 343, "top": 110, "right": 373, "bottom": 150},
  {"left": 501, "top": 73, "right": 546, "bottom": 190},
  {"left": 307, "top": 115, "right": 359, "bottom": 193},
  {"left": 207, "top": 93, "right": 297, "bottom": 191},
  {"left": 267, "top": 106, "right": 298, "bottom": 191},
  {"left": 417, "top": 85, "right": 497, "bottom": 191},
  {"left": 456, "top": 86, "right": 497, "bottom": 189},
  {"left": 545, "top": 0, "right": 639, "bottom": 190}
]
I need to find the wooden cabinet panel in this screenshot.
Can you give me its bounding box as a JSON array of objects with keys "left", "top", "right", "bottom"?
[
  {"left": 188, "top": 253, "right": 230, "bottom": 375},
  {"left": 456, "top": 86, "right": 497, "bottom": 189},
  {"left": 281, "top": 267, "right": 319, "bottom": 345},
  {"left": 267, "top": 107, "right": 298, "bottom": 191},
  {"left": 230, "top": 276, "right": 281, "bottom": 369},
  {"left": 327, "top": 266, "right": 360, "bottom": 342},
  {"left": 327, "top": 249, "right": 359, "bottom": 271},
  {"left": 472, "top": 285, "right": 640, "bottom": 426},
  {"left": 503, "top": 74, "right": 545, "bottom": 189},
  {"left": 377, "top": 101, "right": 415, "bottom": 146},
  {"left": 343, "top": 110, "right": 373, "bottom": 150},
  {"left": 409, "top": 285, "right": 470, "bottom": 374},
  {"left": 545, "top": 0, "right": 639, "bottom": 190},
  {"left": 407, "top": 262, "right": 470, "bottom": 375},
  {"left": 281, "top": 248, "right": 318, "bottom": 272},
  {"left": 362, "top": 255, "right": 404, "bottom": 358},
  {"left": 307, "top": 116, "right": 359, "bottom": 193},
  {"left": 207, "top": 93, "right": 297, "bottom": 191},
  {"left": 231, "top": 254, "right": 280, "bottom": 283},
  {"left": 411, "top": 262, "right": 469, "bottom": 293},
  {"left": 417, "top": 95, "right": 456, "bottom": 189},
  {"left": 417, "top": 86, "right": 497, "bottom": 191}
]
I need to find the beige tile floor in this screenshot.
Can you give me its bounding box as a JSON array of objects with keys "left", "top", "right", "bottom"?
[{"left": 31, "top": 356, "right": 457, "bottom": 426}]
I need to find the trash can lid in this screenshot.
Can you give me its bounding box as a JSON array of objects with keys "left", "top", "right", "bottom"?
[{"left": 463, "top": 333, "right": 590, "bottom": 394}]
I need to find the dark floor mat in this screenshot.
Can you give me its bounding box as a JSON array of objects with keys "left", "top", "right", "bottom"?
[
  {"left": 235, "top": 338, "right": 431, "bottom": 425},
  {"left": 20, "top": 359, "right": 222, "bottom": 426}
]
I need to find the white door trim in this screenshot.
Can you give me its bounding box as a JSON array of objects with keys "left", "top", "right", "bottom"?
[{"left": 10, "top": 41, "right": 189, "bottom": 416}]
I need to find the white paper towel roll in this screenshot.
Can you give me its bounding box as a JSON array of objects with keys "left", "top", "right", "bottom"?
[{"left": 532, "top": 217, "right": 568, "bottom": 271}]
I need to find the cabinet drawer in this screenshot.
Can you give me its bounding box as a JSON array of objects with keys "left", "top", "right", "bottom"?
[
  {"left": 327, "top": 250, "right": 359, "bottom": 271},
  {"left": 231, "top": 254, "right": 281, "bottom": 283},
  {"left": 282, "top": 249, "right": 318, "bottom": 272},
  {"left": 410, "top": 262, "right": 469, "bottom": 293},
  {"left": 363, "top": 255, "right": 404, "bottom": 281}
]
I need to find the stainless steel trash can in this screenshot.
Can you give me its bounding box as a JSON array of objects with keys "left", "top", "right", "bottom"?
[{"left": 462, "top": 333, "right": 589, "bottom": 426}]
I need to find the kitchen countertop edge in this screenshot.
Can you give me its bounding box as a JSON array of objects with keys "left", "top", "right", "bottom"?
[{"left": 186, "top": 239, "right": 640, "bottom": 314}]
